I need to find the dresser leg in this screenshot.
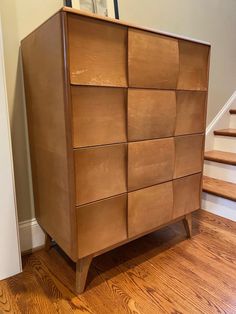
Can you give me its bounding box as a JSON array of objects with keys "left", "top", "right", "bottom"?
[
  {"left": 76, "top": 255, "right": 93, "bottom": 294},
  {"left": 183, "top": 213, "right": 192, "bottom": 238},
  {"left": 45, "top": 233, "right": 52, "bottom": 251}
]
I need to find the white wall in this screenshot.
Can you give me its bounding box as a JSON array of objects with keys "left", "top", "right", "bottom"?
[
  {"left": 118, "top": 0, "right": 236, "bottom": 125},
  {"left": 0, "top": 0, "right": 63, "bottom": 221},
  {"left": 0, "top": 19, "right": 21, "bottom": 279}
]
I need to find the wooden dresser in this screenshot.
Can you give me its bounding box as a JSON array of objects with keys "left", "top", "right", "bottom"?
[{"left": 21, "top": 7, "right": 210, "bottom": 294}]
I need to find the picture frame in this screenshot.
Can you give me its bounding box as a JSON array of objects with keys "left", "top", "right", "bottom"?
[{"left": 65, "top": 0, "right": 119, "bottom": 19}]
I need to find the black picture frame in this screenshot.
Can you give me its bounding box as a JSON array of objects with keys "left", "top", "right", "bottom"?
[
  {"left": 65, "top": 0, "right": 72, "bottom": 7},
  {"left": 64, "top": 0, "right": 119, "bottom": 19},
  {"left": 113, "top": 0, "right": 119, "bottom": 19}
]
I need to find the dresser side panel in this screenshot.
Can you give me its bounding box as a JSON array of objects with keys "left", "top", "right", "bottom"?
[{"left": 21, "top": 12, "right": 77, "bottom": 260}]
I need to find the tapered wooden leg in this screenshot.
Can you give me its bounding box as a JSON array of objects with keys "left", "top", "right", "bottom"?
[
  {"left": 45, "top": 233, "right": 52, "bottom": 251},
  {"left": 183, "top": 213, "right": 192, "bottom": 238},
  {"left": 76, "top": 255, "right": 93, "bottom": 294}
]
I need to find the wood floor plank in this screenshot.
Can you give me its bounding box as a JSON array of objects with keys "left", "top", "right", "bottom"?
[
  {"left": 118, "top": 243, "right": 228, "bottom": 314},
  {"left": 193, "top": 210, "right": 236, "bottom": 234},
  {"left": 95, "top": 250, "right": 195, "bottom": 314},
  {"left": 121, "top": 231, "right": 236, "bottom": 313},
  {"left": 172, "top": 241, "right": 236, "bottom": 296},
  {"left": 0, "top": 281, "right": 19, "bottom": 313},
  {"left": 0, "top": 210, "right": 236, "bottom": 313}
]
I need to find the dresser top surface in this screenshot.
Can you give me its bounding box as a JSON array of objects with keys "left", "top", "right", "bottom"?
[{"left": 62, "top": 6, "right": 211, "bottom": 47}]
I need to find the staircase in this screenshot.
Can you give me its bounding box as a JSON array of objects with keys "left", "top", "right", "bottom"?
[{"left": 202, "top": 109, "right": 236, "bottom": 221}]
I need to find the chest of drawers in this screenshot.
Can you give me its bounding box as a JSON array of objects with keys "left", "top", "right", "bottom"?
[{"left": 22, "top": 7, "right": 210, "bottom": 294}]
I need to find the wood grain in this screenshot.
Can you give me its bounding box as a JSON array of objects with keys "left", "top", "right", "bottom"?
[
  {"left": 177, "top": 40, "right": 210, "bottom": 90},
  {"left": 173, "top": 173, "right": 202, "bottom": 219},
  {"left": 174, "top": 134, "right": 204, "bottom": 178},
  {"left": 175, "top": 91, "right": 207, "bottom": 136},
  {"left": 128, "top": 181, "right": 173, "bottom": 237},
  {"left": 128, "top": 28, "right": 179, "bottom": 89},
  {"left": 1, "top": 210, "right": 236, "bottom": 313},
  {"left": 77, "top": 195, "right": 127, "bottom": 258},
  {"left": 63, "top": 7, "right": 210, "bottom": 47},
  {"left": 74, "top": 144, "right": 127, "bottom": 205},
  {"left": 67, "top": 14, "right": 127, "bottom": 86},
  {"left": 71, "top": 86, "right": 127, "bottom": 147},
  {"left": 214, "top": 128, "right": 236, "bottom": 137},
  {"left": 203, "top": 176, "right": 236, "bottom": 201},
  {"left": 76, "top": 255, "right": 93, "bottom": 294},
  {"left": 183, "top": 213, "right": 192, "bottom": 238},
  {"left": 128, "top": 89, "right": 176, "bottom": 141},
  {"left": 21, "top": 13, "right": 77, "bottom": 261},
  {"left": 204, "top": 150, "right": 236, "bottom": 165},
  {"left": 128, "top": 138, "right": 175, "bottom": 191}
]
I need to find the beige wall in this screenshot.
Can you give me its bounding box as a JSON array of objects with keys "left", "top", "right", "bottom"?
[
  {"left": 0, "top": 0, "right": 63, "bottom": 221},
  {"left": 118, "top": 0, "right": 236, "bottom": 125},
  {"left": 1, "top": 0, "right": 236, "bottom": 221}
]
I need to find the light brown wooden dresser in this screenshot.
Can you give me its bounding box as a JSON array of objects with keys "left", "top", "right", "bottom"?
[{"left": 21, "top": 7, "right": 210, "bottom": 294}]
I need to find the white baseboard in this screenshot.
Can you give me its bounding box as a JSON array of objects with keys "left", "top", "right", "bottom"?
[{"left": 19, "top": 218, "right": 45, "bottom": 253}]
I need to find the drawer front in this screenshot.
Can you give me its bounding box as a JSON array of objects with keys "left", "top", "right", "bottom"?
[
  {"left": 77, "top": 194, "right": 127, "bottom": 258},
  {"left": 72, "top": 86, "right": 127, "bottom": 147},
  {"left": 68, "top": 14, "right": 127, "bottom": 87},
  {"left": 128, "top": 89, "right": 176, "bottom": 141},
  {"left": 128, "top": 28, "right": 179, "bottom": 89},
  {"left": 74, "top": 144, "right": 127, "bottom": 205},
  {"left": 128, "top": 182, "right": 173, "bottom": 237},
  {"left": 174, "top": 134, "right": 204, "bottom": 178},
  {"left": 175, "top": 91, "right": 207, "bottom": 136},
  {"left": 173, "top": 173, "right": 202, "bottom": 219},
  {"left": 128, "top": 138, "right": 175, "bottom": 191},
  {"left": 177, "top": 40, "right": 210, "bottom": 91}
]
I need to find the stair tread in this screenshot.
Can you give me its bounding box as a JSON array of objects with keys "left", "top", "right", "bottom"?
[
  {"left": 203, "top": 176, "right": 236, "bottom": 202},
  {"left": 205, "top": 150, "right": 236, "bottom": 165},
  {"left": 214, "top": 128, "right": 236, "bottom": 137},
  {"left": 229, "top": 109, "right": 236, "bottom": 114}
]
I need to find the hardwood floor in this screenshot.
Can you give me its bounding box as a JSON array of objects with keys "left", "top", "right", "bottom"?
[{"left": 1, "top": 209, "right": 236, "bottom": 314}]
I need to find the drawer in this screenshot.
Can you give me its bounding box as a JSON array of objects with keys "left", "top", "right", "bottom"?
[
  {"left": 177, "top": 40, "right": 210, "bottom": 91},
  {"left": 128, "top": 138, "right": 175, "bottom": 191},
  {"left": 72, "top": 86, "right": 127, "bottom": 147},
  {"left": 77, "top": 194, "right": 127, "bottom": 258},
  {"left": 128, "top": 182, "right": 173, "bottom": 237},
  {"left": 128, "top": 89, "right": 176, "bottom": 141},
  {"left": 74, "top": 144, "right": 127, "bottom": 205},
  {"left": 174, "top": 134, "right": 204, "bottom": 178},
  {"left": 67, "top": 14, "right": 127, "bottom": 87},
  {"left": 173, "top": 173, "right": 202, "bottom": 219},
  {"left": 175, "top": 91, "right": 207, "bottom": 136},
  {"left": 128, "top": 28, "right": 179, "bottom": 89}
]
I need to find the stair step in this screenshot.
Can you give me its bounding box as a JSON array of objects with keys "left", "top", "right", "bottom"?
[
  {"left": 203, "top": 176, "right": 236, "bottom": 202},
  {"left": 214, "top": 128, "right": 236, "bottom": 137},
  {"left": 204, "top": 150, "right": 236, "bottom": 166},
  {"left": 229, "top": 109, "right": 236, "bottom": 114}
]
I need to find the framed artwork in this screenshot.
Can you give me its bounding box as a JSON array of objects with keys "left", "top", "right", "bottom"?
[{"left": 65, "top": 0, "right": 119, "bottom": 19}]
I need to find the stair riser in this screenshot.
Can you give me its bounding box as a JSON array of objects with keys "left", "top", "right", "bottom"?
[
  {"left": 202, "top": 192, "right": 236, "bottom": 222},
  {"left": 230, "top": 115, "right": 236, "bottom": 128},
  {"left": 214, "top": 136, "right": 236, "bottom": 153},
  {"left": 204, "top": 161, "right": 236, "bottom": 183}
]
